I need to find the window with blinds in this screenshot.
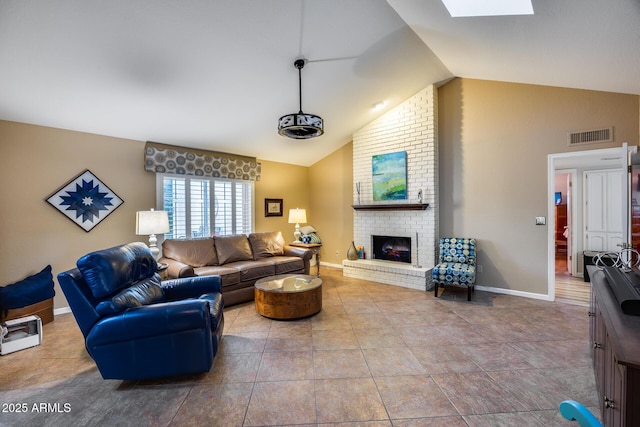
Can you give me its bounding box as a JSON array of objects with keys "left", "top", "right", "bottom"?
[{"left": 158, "top": 174, "right": 253, "bottom": 239}]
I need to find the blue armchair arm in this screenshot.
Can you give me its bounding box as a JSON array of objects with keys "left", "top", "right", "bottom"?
[
  {"left": 160, "top": 275, "right": 222, "bottom": 301},
  {"left": 87, "top": 299, "right": 211, "bottom": 346}
]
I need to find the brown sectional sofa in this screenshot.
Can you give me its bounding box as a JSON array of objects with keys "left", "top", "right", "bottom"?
[{"left": 159, "top": 231, "right": 312, "bottom": 306}]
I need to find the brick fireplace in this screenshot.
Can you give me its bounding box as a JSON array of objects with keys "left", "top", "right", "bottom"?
[{"left": 342, "top": 85, "right": 438, "bottom": 291}]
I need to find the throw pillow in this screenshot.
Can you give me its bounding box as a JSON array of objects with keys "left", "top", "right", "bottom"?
[
  {"left": 214, "top": 234, "right": 254, "bottom": 264},
  {"left": 0, "top": 265, "right": 55, "bottom": 311},
  {"left": 306, "top": 232, "right": 322, "bottom": 244},
  {"left": 299, "top": 225, "right": 316, "bottom": 235},
  {"left": 162, "top": 237, "right": 218, "bottom": 267},
  {"left": 96, "top": 274, "right": 164, "bottom": 315},
  {"left": 249, "top": 231, "right": 285, "bottom": 259}
]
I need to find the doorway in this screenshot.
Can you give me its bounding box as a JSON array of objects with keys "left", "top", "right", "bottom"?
[
  {"left": 553, "top": 169, "right": 587, "bottom": 305},
  {"left": 547, "top": 145, "right": 631, "bottom": 305},
  {"left": 554, "top": 171, "right": 572, "bottom": 276}
]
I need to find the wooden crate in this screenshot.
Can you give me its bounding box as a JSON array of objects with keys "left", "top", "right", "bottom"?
[{"left": 1, "top": 298, "right": 54, "bottom": 324}]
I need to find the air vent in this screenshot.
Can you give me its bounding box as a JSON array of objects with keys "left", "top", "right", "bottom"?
[{"left": 568, "top": 127, "right": 613, "bottom": 146}]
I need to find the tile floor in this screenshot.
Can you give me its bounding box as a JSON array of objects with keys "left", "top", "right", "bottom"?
[{"left": 0, "top": 267, "right": 600, "bottom": 426}]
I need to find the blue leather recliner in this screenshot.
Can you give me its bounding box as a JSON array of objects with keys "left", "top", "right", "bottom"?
[{"left": 57, "top": 242, "right": 224, "bottom": 380}]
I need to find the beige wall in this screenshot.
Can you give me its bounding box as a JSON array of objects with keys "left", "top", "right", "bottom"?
[
  {"left": 0, "top": 120, "right": 155, "bottom": 310},
  {"left": 438, "top": 78, "right": 640, "bottom": 295},
  {"left": 308, "top": 142, "right": 354, "bottom": 265},
  {"left": 254, "top": 159, "right": 309, "bottom": 239},
  {"left": 0, "top": 121, "right": 313, "bottom": 310}
]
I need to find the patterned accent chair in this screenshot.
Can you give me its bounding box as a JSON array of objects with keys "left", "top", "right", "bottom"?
[{"left": 432, "top": 237, "right": 477, "bottom": 301}]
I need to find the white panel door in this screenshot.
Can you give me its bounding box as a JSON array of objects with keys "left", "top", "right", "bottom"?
[
  {"left": 584, "top": 169, "right": 624, "bottom": 252},
  {"left": 608, "top": 234, "right": 624, "bottom": 249},
  {"left": 586, "top": 172, "right": 606, "bottom": 233},
  {"left": 586, "top": 233, "right": 607, "bottom": 251}
]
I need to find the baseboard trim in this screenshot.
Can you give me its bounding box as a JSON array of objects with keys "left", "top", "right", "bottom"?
[
  {"left": 475, "top": 285, "right": 552, "bottom": 301},
  {"left": 54, "top": 307, "right": 72, "bottom": 316},
  {"left": 319, "top": 261, "right": 343, "bottom": 269}
]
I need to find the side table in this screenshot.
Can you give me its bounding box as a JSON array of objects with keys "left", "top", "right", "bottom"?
[{"left": 290, "top": 242, "right": 322, "bottom": 276}]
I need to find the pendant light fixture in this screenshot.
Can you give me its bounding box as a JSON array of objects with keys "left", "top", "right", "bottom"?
[{"left": 278, "top": 58, "right": 324, "bottom": 139}]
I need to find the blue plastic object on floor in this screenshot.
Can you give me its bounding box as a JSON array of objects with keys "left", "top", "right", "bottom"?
[{"left": 559, "top": 400, "right": 603, "bottom": 427}]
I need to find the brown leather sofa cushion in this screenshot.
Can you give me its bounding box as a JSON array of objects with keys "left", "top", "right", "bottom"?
[
  {"left": 248, "top": 231, "right": 285, "bottom": 259},
  {"left": 271, "top": 257, "right": 305, "bottom": 274},
  {"left": 193, "top": 266, "right": 242, "bottom": 287},
  {"left": 162, "top": 238, "right": 218, "bottom": 267},
  {"left": 214, "top": 235, "right": 253, "bottom": 264},
  {"left": 225, "top": 260, "right": 276, "bottom": 282}
]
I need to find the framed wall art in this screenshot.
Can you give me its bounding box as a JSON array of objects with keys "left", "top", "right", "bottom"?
[
  {"left": 264, "top": 198, "right": 283, "bottom": 217},
  {"left": 555, "top": 192, "right": 562, "bottom": 205},
  {"left": 46, "top": 169, "right": 123, "bottom": 232},
  {"left": 372, "top": 151, "right": 407, "bottom": 201}
]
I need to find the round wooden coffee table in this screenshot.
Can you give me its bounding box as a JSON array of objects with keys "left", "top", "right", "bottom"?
[{"left": 254, "top": 274, "right": 322, "bottom": 320}]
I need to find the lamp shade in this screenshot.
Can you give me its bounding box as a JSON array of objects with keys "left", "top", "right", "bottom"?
[
  {"left": 288, "top": 208, "right": 307, "bottom": 224},
  {"left": 135, "top": 210, "right": 170, "bottom": 235}
]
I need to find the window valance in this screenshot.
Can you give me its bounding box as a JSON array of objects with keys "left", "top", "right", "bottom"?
[{"left": 144, "top": 141, "right": 261, "bottom": 181}]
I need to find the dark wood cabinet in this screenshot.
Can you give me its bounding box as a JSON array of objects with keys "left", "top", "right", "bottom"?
[{"left": 590, "top": 267, "right": 640, "bottom": 426}]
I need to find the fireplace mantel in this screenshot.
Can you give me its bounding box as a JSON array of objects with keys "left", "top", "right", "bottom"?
[{"left": 352, "top": 203, "right": 429, "bottom": 211}]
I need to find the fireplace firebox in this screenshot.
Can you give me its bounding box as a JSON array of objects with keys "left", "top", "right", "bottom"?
[{"left": 371, "top": 235, "right": 411, "bottom": 264}]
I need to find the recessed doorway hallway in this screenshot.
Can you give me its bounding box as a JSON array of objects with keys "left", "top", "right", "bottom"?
[
  {"left": 549, "top": 145, "right": 632, "bottom": 307},
  {"left": 555, "top": 253, "right": 590, "bottom": 306}
]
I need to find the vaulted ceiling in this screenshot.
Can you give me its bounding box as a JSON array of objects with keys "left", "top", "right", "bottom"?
[{"left": 1, "top": 1, "right": 638, "bottom": 166}]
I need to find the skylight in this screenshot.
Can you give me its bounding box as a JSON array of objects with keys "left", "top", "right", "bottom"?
[{"left": 442, "top": 0, "right": 534, "bottom": 17}]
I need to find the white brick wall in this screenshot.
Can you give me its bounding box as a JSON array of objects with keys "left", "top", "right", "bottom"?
[
  {"left": 342, "top": 259, "right": 430, "bottom": 291},
  {"left": 345, "top": 85, "right": 438, "bottom": 290}
]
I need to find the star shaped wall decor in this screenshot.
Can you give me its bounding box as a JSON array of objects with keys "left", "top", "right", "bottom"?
[{"left": 46, "top": 169, "right": 123, "bottom": 232}]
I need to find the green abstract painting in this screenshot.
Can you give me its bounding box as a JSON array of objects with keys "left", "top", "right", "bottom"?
[{"left": 372, "top": 151, "right": 407, "bottom": 201}]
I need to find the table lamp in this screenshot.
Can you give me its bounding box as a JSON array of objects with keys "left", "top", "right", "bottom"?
[
  {"left": 288, "top": 208, "right": 307, "bottom": 242},
  {"left": 135, "top": 209, "right": 170, "bottom": 260}
]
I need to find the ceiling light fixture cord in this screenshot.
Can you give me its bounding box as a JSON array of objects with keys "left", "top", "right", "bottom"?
[{"left": 297, "top": 60, "right": 304, "bottom": 113}]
